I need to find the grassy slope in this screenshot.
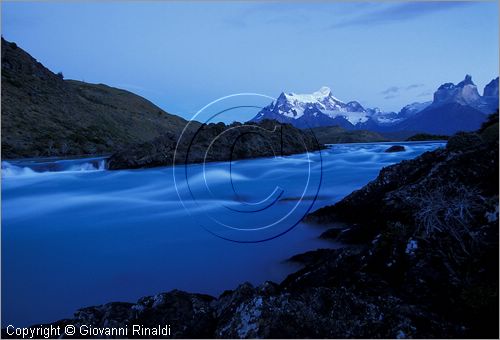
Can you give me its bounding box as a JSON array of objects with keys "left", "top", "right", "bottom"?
[{"left": 1, "top": 38, "right": 188, "bottom": 158}]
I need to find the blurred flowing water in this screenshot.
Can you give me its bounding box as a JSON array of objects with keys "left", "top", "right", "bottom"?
[{"left": 1, "top": 141, "right": 444, "bottom": 326}]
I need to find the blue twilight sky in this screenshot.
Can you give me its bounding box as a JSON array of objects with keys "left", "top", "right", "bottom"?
[{"left": 1, "top": 1, "right": 498, "bottom": 122}]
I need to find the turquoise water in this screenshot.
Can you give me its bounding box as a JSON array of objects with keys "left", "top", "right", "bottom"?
[{"left": 1, "top": 141, "right": 444, "bottom": 326}]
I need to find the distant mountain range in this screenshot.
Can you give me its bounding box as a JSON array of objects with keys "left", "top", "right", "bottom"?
[
  {"left": 2, "top": 36, "right": 498, "bottom": 160},
  {"left": 251, "top": 75, "right": 499, "bottom": 135}
]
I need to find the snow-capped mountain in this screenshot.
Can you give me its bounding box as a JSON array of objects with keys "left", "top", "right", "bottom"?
[
  {"left": 398, "top": 101, "right": 432, "bottom": 119},
  {"left": 251, "top": 87, "right": 386, "bottom": 129},
  {"left": 251, "top": 75, "right": 498, "bottom": 135}
]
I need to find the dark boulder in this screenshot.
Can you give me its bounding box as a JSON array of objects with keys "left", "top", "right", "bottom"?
[{"left": 384, "top": 145, "right": 405, "bottom": 153}]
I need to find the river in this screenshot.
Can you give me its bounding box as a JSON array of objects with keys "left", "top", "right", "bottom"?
[{"left": 1, "top": 141, "right": 445, "bottom": 326}]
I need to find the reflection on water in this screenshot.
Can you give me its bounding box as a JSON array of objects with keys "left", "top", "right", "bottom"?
[{"left": 1, "top": 141, "right": 444, "bottom": 326}]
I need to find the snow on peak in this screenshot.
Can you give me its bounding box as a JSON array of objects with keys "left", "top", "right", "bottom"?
[
  {"left": 282, "top": 86, "right": 338, "bottom": 105},
  {"left": 313, "top": 86, "right": 332, "bottom": 97},
  {"left": 261, "top": 86, "right": 371, "bottom": 124}
]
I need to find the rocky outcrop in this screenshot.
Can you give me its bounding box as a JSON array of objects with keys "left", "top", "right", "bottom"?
[
  {"left": 310, "top": 125, "right": 389, "bottom": 144},
  {"left": 384, "top": 145, "right": 405, "bottom": 152},
  {"left": 305, "top": 112, "right": 499, "bottom": 337},
  {"left": 3, "top": 279, "right": 438, "bottom": 339},
  {"left": 2, "top": 291, "right": 216, "bottom": 339},
  {"left": 307, "top": 113, "right": 498, "bottom": 227},
  {"left": 107, "top": 120, "right": 324, "bottom": 170}
]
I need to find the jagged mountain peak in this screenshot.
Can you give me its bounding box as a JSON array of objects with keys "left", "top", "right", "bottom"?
[
  {"left": 434, "top": 75, "right": 480, "bottom": 106},
  {"left": 484, "top": 77, "right": 499, "bottom": 97},
  {"left": 438, "top": 75, "right": 475, "bottom": 90},
  {"left": 279, "top": 86, "right": 338, "bottom": 105},
  {"left": 458, "top": 74, "right": 474, "bottom": 86}
]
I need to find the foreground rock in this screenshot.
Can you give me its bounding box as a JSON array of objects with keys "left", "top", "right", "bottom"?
[
  {"left": 305, "top": 112, "right": 499, "bottom": 337},
  {"left": 107, "top": 120, "right": 324, "bottom": 170},
  {"left": 4, "top": 114, "right": 497, "bottom": 339}
]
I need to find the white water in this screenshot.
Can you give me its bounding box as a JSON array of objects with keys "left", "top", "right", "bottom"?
[
  {"left": 1, "top": 157, "right": 106, "bottom": 177},
  {"left": 1, "top": 142, "right": 444, "bottom": 327}
]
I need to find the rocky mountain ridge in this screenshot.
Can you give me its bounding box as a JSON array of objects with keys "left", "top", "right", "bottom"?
[{"left": 251, "top": 75, "right": 499, "bottom": 135}]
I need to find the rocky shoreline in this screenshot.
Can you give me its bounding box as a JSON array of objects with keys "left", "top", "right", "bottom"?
[
  {"left": 3, "top": 113, "right": 498, "bottom": 339},
  {"left": 107, "top": 119, "right": 325, "bottom": 170}
]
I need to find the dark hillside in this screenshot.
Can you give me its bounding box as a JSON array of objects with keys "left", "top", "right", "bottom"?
[{"left": 1, "top": 38, "right": 188, "bottom": 158}]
